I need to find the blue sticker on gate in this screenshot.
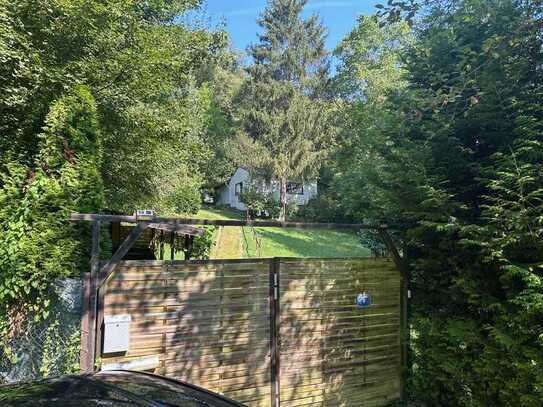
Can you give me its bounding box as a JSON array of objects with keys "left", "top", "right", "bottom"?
[{"left": 356, "top": 292, "right": 371, "bottom": 308}]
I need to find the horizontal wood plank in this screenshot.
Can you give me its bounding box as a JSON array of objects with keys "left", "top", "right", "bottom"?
[{"left": 102, "top": 258, "right": 401, "bottom": 407}]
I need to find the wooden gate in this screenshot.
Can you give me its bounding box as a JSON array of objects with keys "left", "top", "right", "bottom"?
[
  {"left": 99, "top": 257, "right": 401, "bottom": 407},
  {"left": 277, "top": 258, "right": 401, "bottom": 406}
]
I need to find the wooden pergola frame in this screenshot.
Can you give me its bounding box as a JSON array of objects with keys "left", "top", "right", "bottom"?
[{"left": 72, "top": 212, "right": 409, "bottom": 400}]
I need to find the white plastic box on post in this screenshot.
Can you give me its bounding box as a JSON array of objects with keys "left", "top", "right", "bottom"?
[
  {"left": 103, "top": 315, "right": 131, "bottom": 354},
  {"left": 135, "top": 209, "right": 155, "bottom": 221}
]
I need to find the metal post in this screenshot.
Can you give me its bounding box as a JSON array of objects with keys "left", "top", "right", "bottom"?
[
  {"left": 378, "top": 228, "right": 409, "bottom": 402},
  {"left": 269, "top": 258, "right": 281, "bottom": 407},
  {"left": 159, "top": 230, "right": 164, "bottom": 260}
]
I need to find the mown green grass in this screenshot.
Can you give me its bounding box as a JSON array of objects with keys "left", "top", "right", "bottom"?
[
  {"left": 241, "top": 226, "right": 370, "bottom": 258},
  {"left": 196, "top": 206, "right": 370, "bottom": 259},
  {"left": 156, "top": 207, "right": 370, "bottom": 259},
  {"left": 196, "top": 207, "right": 241, "bottom": 220},
  {"left": 196, "top": 207, "right": 243, "bottom": 258}
]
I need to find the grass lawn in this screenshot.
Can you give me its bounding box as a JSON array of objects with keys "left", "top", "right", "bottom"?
[
  {"left": 155, "top": 207, "right": 370, "bottom": 259},
  {"left": 155, "top": 207, "right": 242, "bottom": 260},
  {"left": 193, "top": 207, "right": 244, "bottom": 258},
  {"left": 196, "top": 207, "right": 241, "bottom": 221},
  {"left": 193, "top": 206, "right": 370, "bottom": 259},
  {"left": 241, "top": 227, "right": 370, "bottom": 258}
]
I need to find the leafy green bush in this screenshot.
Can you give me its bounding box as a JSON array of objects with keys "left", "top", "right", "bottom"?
[
  {"left": 240, "top": 185, "right": 268, "bottom": 218},
  {"left": 239, "top": 182, "right": 281, "bottom": 219},
  {"left": 190, "top": 227, "right": 216, "bottom": 260},
  {"left": 0, "top": 86, "right": 104, "bottom": 340},
  {"left": 357, "top": 229, "right": 388, "bottom": 257},
  {"left": 296, "top": 195, "right": 347, "bottom": 222}
]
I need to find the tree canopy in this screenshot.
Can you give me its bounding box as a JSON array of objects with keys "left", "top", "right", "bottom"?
[
  {"left": 329, "top": 0, "right": 543, "bottom": 404},
  {"left": 248, "top": 0, "right": 329, "bottom": 96},
  {"left": 235, "top": 0, "right": 336, "bottom": 220},
  {"left": 0, "top": 0, "right": 229, "bottom": 344}
]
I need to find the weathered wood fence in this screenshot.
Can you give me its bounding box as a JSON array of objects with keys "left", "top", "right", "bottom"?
[
  {"left": 99, "top": 257, "right": 402, "bottom": 406},
  {"left": 73, "top": 213, "right": 407, "bottom": 406}
]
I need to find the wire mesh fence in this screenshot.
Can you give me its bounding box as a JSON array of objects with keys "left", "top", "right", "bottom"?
[{"left": 0, "top": 278, "right": 83, "bottom": 384}]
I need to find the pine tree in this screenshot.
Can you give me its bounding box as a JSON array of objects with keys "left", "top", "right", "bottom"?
[
  {"left": 248, "top": 0, "right": 329, "bottom": 96},
  {"left": 237, "top": 0, "right": 334, "bottom": 220}
]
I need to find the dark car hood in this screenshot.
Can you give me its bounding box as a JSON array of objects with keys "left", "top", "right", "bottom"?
[{"left": 0, "top": 370, "right": 246, "bottom": 407}]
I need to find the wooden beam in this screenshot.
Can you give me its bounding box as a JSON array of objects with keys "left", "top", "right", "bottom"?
[
  {"left": 98, "top": 222, "right": 147, "bottom": 288},
  {"left": 71, "top": 213, "right": 387, "bottom": 230},
  {"left": 184, "top": 234, "right": 194, "bottom": 260},
  {"left": 71, "top": 213, "right": 136, "bottom": 222},
  {"left": 79, "top": 272, "right": 91, "bottom": 373},
  {"left": 159, "top": 230, "right": 164, "bottom": 260},
  {"left": 378, "top": 229, "right": 406, "bottom": 278},
  {"left": 108, "top": 258, "right": 271, "bottom": 266},
  {"left": 80, "top": 219, "right": 100, "bottom": 373},
  {"left": 95, "top": 286, "right": 105, "bottom": 363}
]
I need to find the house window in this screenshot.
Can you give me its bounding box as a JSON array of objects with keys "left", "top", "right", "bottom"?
[
  {"left": 235, "top": 182, "right": 243, "bottom": 196},
  {"left": 286, "top": 182, "right": 303, "bottom": 195}
]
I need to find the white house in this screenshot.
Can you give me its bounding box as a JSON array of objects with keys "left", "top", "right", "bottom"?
[{"left": 215, "top": 167, "right": 318, "bottom": 211}]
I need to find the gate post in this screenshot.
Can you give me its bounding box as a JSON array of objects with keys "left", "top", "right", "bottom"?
[
  {"left": 80, "top": 219, "right": 101, "bottom": 373},
  {"left": 378, "top": 228, "right": 409, "bottom": 402},
  {"left": 269, "top": 258, "right": 281, "bottom": 407}
]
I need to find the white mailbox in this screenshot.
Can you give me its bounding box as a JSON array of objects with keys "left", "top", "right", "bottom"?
[{"left": 103, "top": 314, "right": 131, "bottom": 354}]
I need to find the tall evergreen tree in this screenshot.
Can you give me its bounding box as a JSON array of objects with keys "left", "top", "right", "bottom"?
[
  {"left": 248, "top": 0, "right": 329, "bottom": 96},
  {"left": 237, "top": 0, "right": 334, "bottom": 220},
  {"left": 0, "top": 86, "right": 104, "bottom": 339}
]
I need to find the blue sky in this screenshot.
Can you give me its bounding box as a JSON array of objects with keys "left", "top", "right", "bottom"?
[{"left": 197, "top": 0, "right": 379, "bottom": 56}]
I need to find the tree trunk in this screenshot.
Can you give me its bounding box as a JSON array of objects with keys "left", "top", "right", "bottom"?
[{"left": 279, "top": 176, "right": 287, "bottom": 221}]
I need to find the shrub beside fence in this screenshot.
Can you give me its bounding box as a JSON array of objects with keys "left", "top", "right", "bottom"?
[{"left": 0, "top": 278, "right": 83, "bottom": 383}]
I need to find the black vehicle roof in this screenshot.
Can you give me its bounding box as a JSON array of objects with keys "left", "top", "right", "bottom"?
[{"left": 0, "top": 370, "right": 245, "bottom": 407}]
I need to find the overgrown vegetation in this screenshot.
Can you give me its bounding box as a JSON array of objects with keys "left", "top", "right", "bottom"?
[
  {"left": 1, "top": 0, "right": 541, "bottom": 402},
  {"left": 0, "top": 86, "right": 104, "bottom": 344},
  {"left": 325, "top": 1, "right": 543, "bottom": 404},
  {"left": 0, "top": 0, "right": 227, "bottom": 355}
]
